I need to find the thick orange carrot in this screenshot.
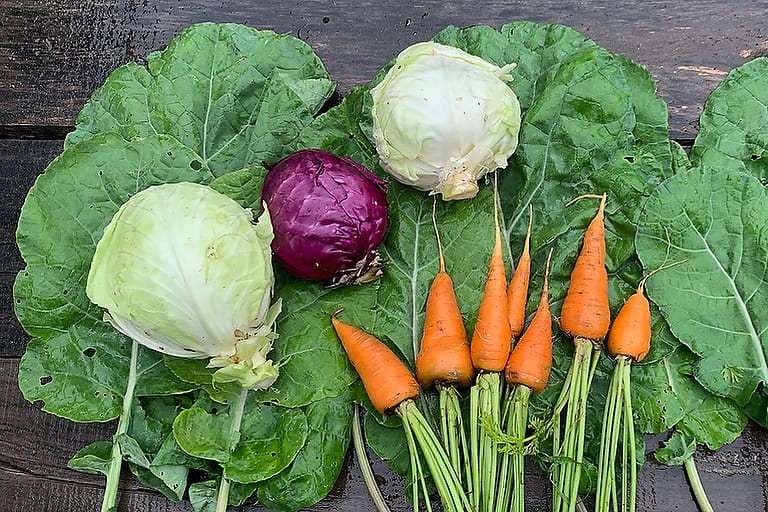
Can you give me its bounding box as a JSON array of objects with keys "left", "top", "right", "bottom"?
[
  {"left": 507, "top": 206, "right": 532, "bottom": 338},
  {"left": 606, "top": 285, "right": 651, "bottom": 362},
  {"left": 470, "top": 178, "right": 512, "bottom": 372},
  {"left": 559, "top": 193, "right": 611, "bottom": 342},
  {"left": 416, "top": 202, "right": 473, "bottom": 388},
  {"left": 331, "top": 310, "right": 420, "bottom": 415},
  {"left": 505, "top": 249, "right": 553, "bottom": 393}
]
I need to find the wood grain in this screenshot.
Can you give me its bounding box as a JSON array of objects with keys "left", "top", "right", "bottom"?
[{"left": 1, "top": 0, "right": 767, "bottom": 137}]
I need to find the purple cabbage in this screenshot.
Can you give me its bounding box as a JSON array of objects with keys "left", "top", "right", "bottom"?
[{"left": 261, "top": 149, "right": 389, "bottom": 287}]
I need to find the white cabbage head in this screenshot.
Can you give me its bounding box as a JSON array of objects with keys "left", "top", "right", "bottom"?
[
  {"left": 86, "top": 181, "right": 281, "bottom": 390},
  {"left": 370, "top": 41, "right": 522, "bottom": 200}
]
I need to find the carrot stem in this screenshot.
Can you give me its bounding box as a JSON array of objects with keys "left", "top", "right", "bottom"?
[
  {"left": 439, "top": 386, "right": 467, "bottom": 487},
  {"left": 510, "top": 385, "right": 531, "bottom": 512},
  {"left": 400, "top": 407, "right": 424, "bottom": 512},
  {"left": 553, "top": 337, "right": 599, "bottom": 512},
  {"left": 399, "top": 400, "right": 471, "bottom": 512}
]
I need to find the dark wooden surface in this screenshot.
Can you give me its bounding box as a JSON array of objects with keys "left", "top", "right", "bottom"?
[{"left": 2, "top": 1, "right": 768, "bottom": 511}]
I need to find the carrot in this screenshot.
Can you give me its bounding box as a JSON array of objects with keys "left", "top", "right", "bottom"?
[
  {"left": 606, "top": 283, "right": 651, "bottom": 362},
  {"left": 468, "top": 173, "right": 512, "bottom": 512},
  {"left": 331, "top": 309, "right": 471, "bottom": 512},
  {"left": 414, "top": 199, "right": 474, "bottom": 492},
  {"left": 596, "top": 260, "right": 685, "bottom": 512},
  {"left": 551, "top": 192, "right": 610, "bottom": 512},
  {"left": 505, "top": 247, "right": 553, "bottom": 393},
  {"left": 507, "top": 205, "right": 533, "bottom": 338},
  {"left": 331, "top": 309, "right": 420, "bottom": 415},
  {"left": 497, "top": 248, "right": 553, "bottom": 512},
  {"left": 416, "top": 200, "right": 474, "bottom": 389},
  {"left": 595, "top": 281, "right": 649, "bottom": 512},
  {"left": 559, "top": 192, "right": 611, "bottom": 341}
]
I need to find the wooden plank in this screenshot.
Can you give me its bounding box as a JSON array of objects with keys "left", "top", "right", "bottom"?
[{"left": 1, "top": 0, "right": 767, "bottom": 138}]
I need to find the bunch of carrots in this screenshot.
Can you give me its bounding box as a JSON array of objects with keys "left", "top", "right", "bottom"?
[{"left": 331, "top": 179, "right": 658, "bottom": 512}]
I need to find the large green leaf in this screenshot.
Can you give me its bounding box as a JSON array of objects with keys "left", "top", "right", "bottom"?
[
  {"left": 690, "top": 57, "right": 768, "bottom": 184},
  {"left": 257, "top": 394, "right": 353, "bottom": 512},
  {"left": 65, "top": 22, "right": 335, "bottom": 177},
  {"left": 173, "top": 394, "right": 308, "bottom": 484},
  {"left": 632, "top": 330, "right": 746, "bottom": 451},
  {"left": 636, "top": 166, "right": 768, "bottom": 407}
]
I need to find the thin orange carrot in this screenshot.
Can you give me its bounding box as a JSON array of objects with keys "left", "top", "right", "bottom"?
[
  {"left": 331, "top": 309, "right": 420, "bottom": 415},
  {"left": 416, "top": 202, "right": 474, "bottom": 389},
  {"left": 559, "top": 193, "right": 611, "bottom": 342},
  {"left": 470, "top": 178, "right": 512, "bottom": 372},
  {"left": 505, "top": 248, "right": 553, "bottom": 394},
  {"left": 507, "top": 206, "right": 532, "bottom": 339}
]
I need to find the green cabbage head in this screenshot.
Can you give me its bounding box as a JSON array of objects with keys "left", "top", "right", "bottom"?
[
  {"left": 86, "top": 181, "right": 281, "bottom": 390},
  {"left": 370, "top": 41, "right": 522, "bottom": 201}
]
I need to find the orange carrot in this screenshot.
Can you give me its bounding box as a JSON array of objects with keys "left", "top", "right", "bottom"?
[
  {"left": 331, "top": 309, "right": 420, "bottom": 415},
  {"left": 470, "top": 178, "right": 512, "bottom": 372},
  {"left": 559, "top": 193, "right": 611, "bottom": 341},
  {"left": 606, "top": 283, "right": 651, "bottom": 362},
  {"left": 416, "top": 201, "right": 474, "bottom": 389},
  {"left": 507, "top": 206, "right": 532, "bottom": 339},
  {"left": 505, "top": 249, "right": 553, "bottom": 394},
  {"left": 552, "top": 193, "right": 611, "bottom": 512}
]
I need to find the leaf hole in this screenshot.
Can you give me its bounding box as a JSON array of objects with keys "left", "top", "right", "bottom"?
[
  {"left": 167, "top": 151, "right": 174, "bottom": 157},
  {"left": 62, "top": 289, "right": 68, "bottom": 296},
  {"left": 348, "top": 133, "right": 355, "bottom": 139},
  {"left": 94, "top": 391, "right": 100, "bottom": 397},
  {"left": 751, "top": 154, "right": 761, "bottom": 161},
  {"left": 322, "top": 16, "right": 330, "bottom": 23},
  {"left": 40, "top": 376, "right": 52, "bottom": 386},
  {"left": 270, "top": 452, "right": 277, "bottom": 457},
  {"left": 98, "top": 170, "right": 103, "bottom": 176},
  {"left": 83, "top": 347, "right": 96, "bottom": 357},
  {"left": 624, "top": 155, "right": 635, "bottom": 163},
  {"left": 190, "top": 159, "right": 203, "bottom": 171}
]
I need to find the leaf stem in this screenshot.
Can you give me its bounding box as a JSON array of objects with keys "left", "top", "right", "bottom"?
[
  {"left": 216, "top": 386, "right": 249, "bottom": 512},
  {"left": 352, "top": 404, "right": 392, "bottom": 512},
  {"left": 684, "top": 455, "right": 715, "bottom": 512},
  {"left": 101, "top": 340, "right": 140, "bottom": 512}
]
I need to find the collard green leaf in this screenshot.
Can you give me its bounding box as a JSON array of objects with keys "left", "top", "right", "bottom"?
[
  {"left": 257, "top": 394, "right": 353, "bottom": 512},
  {"left": 632, "top": 342, "right": 746, "bottom": 451},
  {"left": 65, "top": 22, "right": 335, "bottom": 177},
  {"left": 64, "top": 63, "right": 155, "bottom": 148},
  {"left": 188, "top": 480, "right": 257, "bottom": 512},
  {"left": 173, "top": 394, "right": 309, "bottom": 484},
  {"left": 636, "top": 166, "right": 768, "bottom": 407},
  {"left": 654, "top": 430, "right": 698, "bottom": 466},
  {"left": 434, "top": 21, "right": 597, "bottom": 111},
  {"left": 690, "top": 57, "right": 768, "bottom": 183},
  {"left": 68, "top": 440, "right": 113, "bottom": 476}
]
